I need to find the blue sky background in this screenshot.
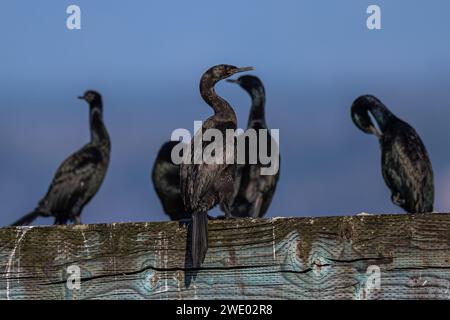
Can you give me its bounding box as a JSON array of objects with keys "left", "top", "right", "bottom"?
[{"left": 1, "top": 0, "right": 450, "bottom": 226}]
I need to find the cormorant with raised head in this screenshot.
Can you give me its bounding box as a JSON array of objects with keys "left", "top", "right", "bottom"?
[
  {"left": 226, "top": 75, "right": 280, "bottom": 218},
  {"left": 152, "top": 141, "right": 188, "bottom": 220},
  {"left": 180, "top": 64, "right": 253, "bottom": 268},
  {"left": 12, "top": 90, "right": 111, "bottom": 225},
  {"left": 351, "top": 94, "right": 434, "bottom": 213}
]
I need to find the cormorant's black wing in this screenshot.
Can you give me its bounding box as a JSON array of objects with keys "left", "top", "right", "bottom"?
[
  {"left": 255, "top": 164, "right": 280, "bottom": 218},
  {"left": 180, "top": 120, "right": 236, "bottom": 213},
  {"left": 39, "top": 144, "right": 103, "bottom": 214},
  {"left": 231, "top": 158, "right": 280, "bottom": 218},
  {"left": 152, "top": 141, "right": 187, "bottom": 220},
  {"left": 180, "top": 148, "right": 222, "bottom": 213},
  {"left": 381, "top": 123, "right": 434, "bottom": 213},
  {"left": 231, "top": 129, "right": 280, "bottom": 218}
]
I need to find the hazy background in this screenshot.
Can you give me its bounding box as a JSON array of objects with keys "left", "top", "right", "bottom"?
[{"left": 1, "top": 0, "right": 450, "bottom": 226}]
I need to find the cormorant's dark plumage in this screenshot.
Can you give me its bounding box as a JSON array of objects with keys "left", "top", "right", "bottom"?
[
  {"left": 351, "top": 94, "right": 434, "bottom": 213},
  {"left": 180, "top": 64, "right": 253, "bottom": 268},
  {"left": 12, "top": 90, "right": 111, "bottom": 225},
  {"left": 226, "top": 75, "right": 280, "bottom": 218},
  {"left": 152, "top": 141, "right": 188, "bottom": 220}
]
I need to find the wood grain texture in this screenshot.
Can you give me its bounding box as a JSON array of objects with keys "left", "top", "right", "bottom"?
[{"left": 0, "top": 213, "right": 450, "bottom": 300}]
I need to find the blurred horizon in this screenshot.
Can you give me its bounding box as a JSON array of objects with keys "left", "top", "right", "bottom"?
[{"left": 1, "top": 0, "right": 450, "bottom": 226}]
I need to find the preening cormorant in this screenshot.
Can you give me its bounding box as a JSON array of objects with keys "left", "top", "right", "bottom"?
[
  {"left": 12, "top": 90, "right": 111, "bottom": 225},
  {"left": 152, "top": 141, "right": 188, "bottom": 220},
  {"left": 226, "top": 75, "right": 280, "bottom": 218},
  {"left": 351, "top": 94, "right": 434, "bottom": 213},
  {"left": 180, "top": 64, "right": 253, "bottom": 268}
]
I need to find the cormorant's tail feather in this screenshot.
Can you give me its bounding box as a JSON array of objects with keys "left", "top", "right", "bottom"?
[
  {"left": 11, "top": 210, "right": 40, "bottom": 226},
  {"left": 191, "top": 212, "right": 208, "bottom": 268}
]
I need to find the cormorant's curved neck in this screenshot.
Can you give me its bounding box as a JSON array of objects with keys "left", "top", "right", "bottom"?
[
  {"left": 89, "top": 103, "right": 110, "bottom": 147},
  {"left": 247, "top": 87, "right": 266, "bottom": 128},
  {"left": 368, "top": 102, "right": 396, "bottom": 132},
  {"left": 200, "top": 77, "right": 236, "bottom": 121}
]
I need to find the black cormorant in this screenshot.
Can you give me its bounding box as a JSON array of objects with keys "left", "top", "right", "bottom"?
[
  {"left": 351, "top": 94, "right": 434, "bottom": 213},
  {"left": 152, "top": 141, "right": 188, "bottom": 220},
  {"left": 180, "top": 64, "right": 253, "bottom": 268},
  {"left": 12, "top": 90, "right": 111, "bottom": 225},
  {"left": 226, "top": 75, "right": 280, "bottom": 218}
]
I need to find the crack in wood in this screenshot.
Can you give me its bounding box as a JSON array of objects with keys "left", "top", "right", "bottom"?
[{"left": 37, "top": 263, "right": 279, "bottom": 286}]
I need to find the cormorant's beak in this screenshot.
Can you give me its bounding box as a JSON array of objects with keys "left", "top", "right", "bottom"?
[
  {"left": 226, "top": 79, "right": 240, "bottom": 84},
  {"left": 78, "top": 95, "right": 85, "bottom": 100},
  {"left": 233, "top": 66, "right": 254, "bottom": 74},
  {"left": 370, "top": 126, "right": 382, "bottom": 139},
  {"left": 373, "top": 129, "right": 382, "bottom": 139}
]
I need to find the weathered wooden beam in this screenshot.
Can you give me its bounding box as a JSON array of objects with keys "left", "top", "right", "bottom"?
[{"left": 0, "top": 213, "right": 449, "bottom": 300}]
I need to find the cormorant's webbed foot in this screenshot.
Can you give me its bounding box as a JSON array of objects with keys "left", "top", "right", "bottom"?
[{"left": 391, "top": 193, "right": 406, "bottom": 206}]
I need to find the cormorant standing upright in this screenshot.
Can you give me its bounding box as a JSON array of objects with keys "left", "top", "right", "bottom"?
[
  {"left": 12, "top": 90, "right": 111, "bottom": 225},
  {"left": 226, "top": 75, "right": 280, "bottom": 218},
  {"left": 351, "top": 94, "right": 434, "bottom": 213},
  {"left": 180, "top": 64, "right": 253, "bottom": 268},
  {"left": 152, "top": 141, "right": 188, "bottom": 220}
]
